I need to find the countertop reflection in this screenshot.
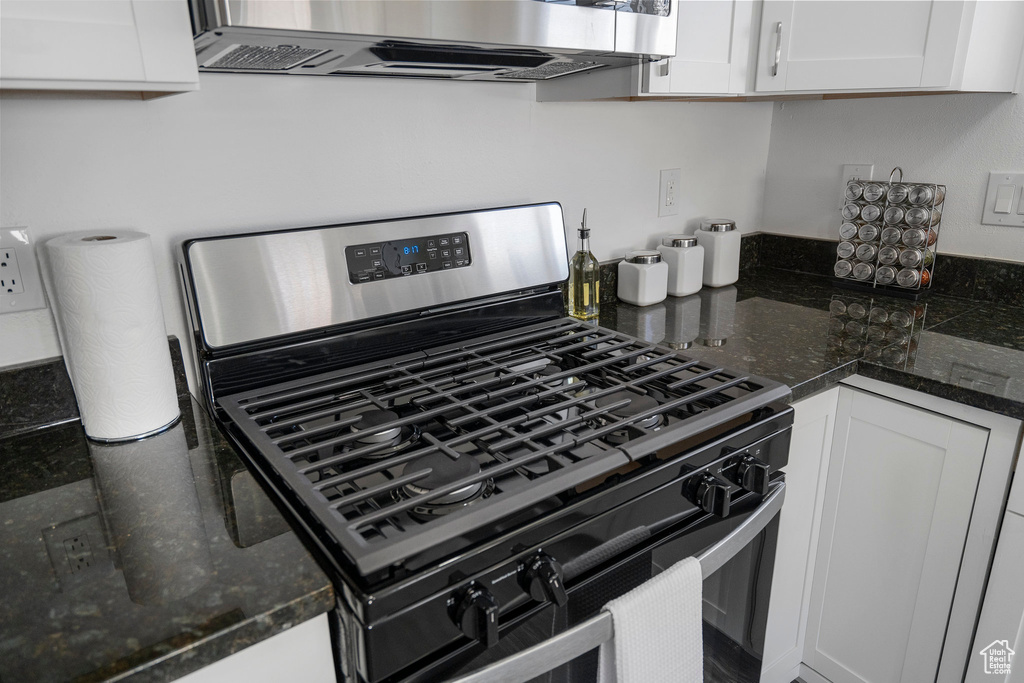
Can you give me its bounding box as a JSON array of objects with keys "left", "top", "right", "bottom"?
[
  {"left": 0, "top": 397, "right": 333, "bottom": 683},
  {"left": 599, "top": 268, "right": 1024, "bottom": 418}
]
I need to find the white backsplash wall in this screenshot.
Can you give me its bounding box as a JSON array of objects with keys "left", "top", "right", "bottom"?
[
  {"left": 0, "top": 75, "right": 773, "bottom": 382},
  {"left": 762, "top": 93, "right": 1024, "bottom": 262}
]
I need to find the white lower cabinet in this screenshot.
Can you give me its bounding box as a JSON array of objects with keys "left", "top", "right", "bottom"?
[
  {"left": 966, "top": 464, "right": 1024, "bottom": 683},
  {"left": 175, "top": 613, "right": 336, "bottom": 683},
  {"left": 804, "top": 387, "right": 988, "bottom": 683},
  {"left": 762, "top": 377, "right": 1020, "bottom": 683},
  {"left": 761, "top": 387, "right": 840, "bottom": 683}
]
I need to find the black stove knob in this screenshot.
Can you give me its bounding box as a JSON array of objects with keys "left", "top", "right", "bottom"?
[
  {"left": 520, "top": 553, "right": 568, "bottom": 607},
  {"left": 694, "top": 474, "right": 731, "bottom": 517},
  {"left": 453, "top": 584, "right": 499, "bottom": 648},
  {"left": 736, "top": 455, "right": 770, "bottom": 496}
]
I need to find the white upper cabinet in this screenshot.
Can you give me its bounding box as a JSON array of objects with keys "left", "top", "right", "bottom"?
[
  {"left": 0, "top": 0, "right": 198, "bottom": 94},
  {"left": 643, "top": 0, "right": 759, "bottom": 96},
  {"left": 754, "top": 0, "right": 1024, "bottom": 94}
]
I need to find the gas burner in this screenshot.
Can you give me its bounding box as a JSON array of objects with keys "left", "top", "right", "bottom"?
[
  {"left": 591, "top": 390, "right": 667, "bottom": 444},
  {"left": 349, "top": 409, "right": 419, "bottom": 459},
  {"left": 395, "top": 452, "right": 494, "bottom": 519}
]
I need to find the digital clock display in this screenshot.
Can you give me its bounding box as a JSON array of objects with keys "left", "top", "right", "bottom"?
[{"left": 345, "top": 232, "right": 470, "bottom": 284}]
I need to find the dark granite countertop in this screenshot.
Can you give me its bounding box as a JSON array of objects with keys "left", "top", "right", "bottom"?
[
  {"left": 599, "top": 267, "right": 1024, "bottom": 420},
  {"left": 0, "top": 395, "right": 335, "bottom": 682}
]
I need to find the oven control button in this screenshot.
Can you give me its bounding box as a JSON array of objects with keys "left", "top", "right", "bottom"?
[
  {"left": 736, "top": 456, "right": 769, "bottom": 496},
  {"left": 520, "top": 553, "right": 568, "bottom": 607},
  {"left": 694, "top": 474, "right": 731, "bottom": 517},
  {"left": 453, "top": 584, "right": 500, "bottom": 648}
]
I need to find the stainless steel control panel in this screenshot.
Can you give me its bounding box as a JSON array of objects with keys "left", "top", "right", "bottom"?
[{"left": 346, "top": 232, "right": 471, "bottom": 283}]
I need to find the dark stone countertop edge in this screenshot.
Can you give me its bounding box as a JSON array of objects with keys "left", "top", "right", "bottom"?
[
  {"left": 855, "top": 361, "right": 1024, "bottom": 422},
  {"left": 106, "top": 586, "right": 336, "bottom": 683}
]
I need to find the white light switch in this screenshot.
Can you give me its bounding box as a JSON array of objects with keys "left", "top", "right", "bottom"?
[
  {"left": 994, "top": 184, "right": 1016, "bottom": 213},
  {"left": 982, "top": 172, "right": 1024, "bottom": 227}
]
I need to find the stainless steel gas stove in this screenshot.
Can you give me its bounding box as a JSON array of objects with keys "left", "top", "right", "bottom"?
[{"left": 179, "top": 203, "right": 793, "bottom": 683}]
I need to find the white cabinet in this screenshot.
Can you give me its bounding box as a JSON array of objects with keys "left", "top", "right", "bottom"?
[
  {"left": 803, "top": 387, "right": 988, "bottom": 683},
  {"left": 967, "top": 459, "right": 1024, "bottom": 683},
  {"left": 175, "top": 613, "right": 336, "bottom": 683},
  {"left": 753, "top": 0, "right": 1024, "bottom": 94},
  {"left": 642, "top": 0, "right": 759, "bottom": 96},
  {"left": 0, "top": 0, "right": 198, "bottom": 94},
  {"left": 798, "top": 377, "right": 1020, "bottom": 683},
  {"left": 538, "top": 0, "right": 1024, "bottom": 101},
  {"left": 761, "top": 387, "right": 840, "bottom": 683}
]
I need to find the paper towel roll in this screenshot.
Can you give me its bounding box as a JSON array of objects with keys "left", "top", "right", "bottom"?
[
  {"left": 46, "top": 231, "right": 179, "bottom": 441},
  {"left": 90, "top": 423, "right": 212, "bottom": 606}
]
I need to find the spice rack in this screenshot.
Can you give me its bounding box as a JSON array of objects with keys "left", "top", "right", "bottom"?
[
  {"left": 825, "top": 294, "right": 926, "bottom": 370},
  {"left": 834, "top": 167, "right": 945, "bottom": 300}
]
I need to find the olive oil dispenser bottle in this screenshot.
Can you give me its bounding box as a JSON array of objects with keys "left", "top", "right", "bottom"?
[{"left": 568, "top": 209, "right": 600, "bottom": 320}]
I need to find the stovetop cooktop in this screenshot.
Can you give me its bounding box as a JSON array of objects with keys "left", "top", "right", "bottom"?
[{"left": 218, "top": 318, "right": 789, "bottom": 580}]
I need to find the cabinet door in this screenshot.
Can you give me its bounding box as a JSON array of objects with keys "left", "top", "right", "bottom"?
[
  {"left": 754, "top": 0, "right": 965, "bottom": 92},
  {"left": 0, "top": 0, "right": 197, "bottom": 92},
  {"left": 644, "top": 0, "right": 757, "bottom": 95},
  {"left": 804, "top": 387, "right": 988, "bottom": 683},
  {"left": 761, "top": 388, "right": 839, "bottom": 683}
]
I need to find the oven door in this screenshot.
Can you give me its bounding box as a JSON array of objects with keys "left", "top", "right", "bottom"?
[{"left": 404, "top": 480, "right": 785, "bottom": 683}]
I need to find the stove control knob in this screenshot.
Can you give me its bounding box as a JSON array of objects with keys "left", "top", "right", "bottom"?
[
  {"left": 453, "top": 584, "right": 500, "bottom": 648},
  {"left": 736, "top": 455, "right": 770, "bottom": 496},
  {"left": 694, "top": 474, "right": 731, "bottom": 517},
  {"left": 520, "top": 553, "right": 568, "bottom": 607}
]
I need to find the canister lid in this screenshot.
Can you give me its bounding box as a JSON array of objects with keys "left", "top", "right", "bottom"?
[
  {"left": 625, "top": 250, "right": 663, "bottom": 264},
  {"left": 700, "top": 219, "right": 736, "bottom": 232},
  {"left": 662, "top": 235, "right": 698, "bottom": 248}
]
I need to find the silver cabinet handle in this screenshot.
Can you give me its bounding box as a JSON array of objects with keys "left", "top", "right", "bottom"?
[
  {"left": 659, "top": 59, "right": 671, "bottom": 78},
  {"left": 771, "top": 21, "right": 783, "bottom": 77},
  {"left": 446, "top": 481, "right": 787, "bottom": 683}
]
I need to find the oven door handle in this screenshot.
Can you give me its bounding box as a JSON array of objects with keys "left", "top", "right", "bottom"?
[{"left": 446, "top": 481, "right": 786, "bottom": 683}]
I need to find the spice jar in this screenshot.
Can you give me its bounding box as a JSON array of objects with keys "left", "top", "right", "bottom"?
[
  {"left": 863, "top": 183, "right": 886, "bottom": 202},
  {"left": 657, "top": 235, "right": 704, "bottom": 297},
  {"left": 858, "top": 223, "right": 880, "bottom": 242},
  {"left": 618, "top": 251, "right": 669, "bottom": 306},
  {"left": 855, "top": 243, "right": 878, "bottom": 262},
  {"left": 839, "top": 223, "right": 860, "bottom": 240},
  {"left": 880, "top": 226, "right": 902, "bottom": 245},
  {"left": 860, "top": 204, "right": 882, "bottom": 223},
  {"left": 696, "top": 219, "right": 740, "bottom": 287},
  {"left": 834, "top": 260, "right": 854, "bottom": 278}
]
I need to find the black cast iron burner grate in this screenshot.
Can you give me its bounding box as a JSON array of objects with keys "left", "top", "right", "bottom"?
[{"left": 217, "top": 319, "right": 786, "bottom": 577}]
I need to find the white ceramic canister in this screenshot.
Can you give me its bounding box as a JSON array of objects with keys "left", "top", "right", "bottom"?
[
  {"left": 657, "top": 235, "right": 704, "bottom": 297},
  {"left": 695, "top": 218, "right": 741, "bottom": 287},
  {"left": 617, "top": 250, "right": 669, "bottom": 307}
]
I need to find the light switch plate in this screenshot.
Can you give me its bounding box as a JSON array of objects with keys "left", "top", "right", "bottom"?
[{"left": 981, "top": 172, "right": 1024, "bottom": 227}]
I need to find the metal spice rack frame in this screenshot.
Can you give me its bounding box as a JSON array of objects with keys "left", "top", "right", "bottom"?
[{"left": 833, "top": 167, "right": 945, "bottom": 301}]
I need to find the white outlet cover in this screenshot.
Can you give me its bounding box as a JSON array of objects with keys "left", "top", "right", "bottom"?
[
  {"left": 981, "top": 172, "right": 1024, "bottom": 227},
  {"left": 1, "top": 227, "right": 48, "bottom": 313},
  {"left": 659, "top": 168, "right": 681, "bottom": 217}
]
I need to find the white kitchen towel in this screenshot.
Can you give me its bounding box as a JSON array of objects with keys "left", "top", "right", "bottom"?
[{"left": 597, "top": 555, "right": 703, "bottom": 683}]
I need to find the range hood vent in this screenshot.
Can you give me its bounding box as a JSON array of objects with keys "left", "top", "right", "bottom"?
[{"left": 190, "top": 0, "right": 677, "bottom": 83}]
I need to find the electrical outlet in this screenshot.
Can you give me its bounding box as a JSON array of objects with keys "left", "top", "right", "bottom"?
[
  {"left": 841, "top": 164, "right": 874, "bottom": 207},
  {"left": 659, "top": 168, "right": 681, "bottom": 217},
  {"left": 1, "top": 227, "right": 47, "bottom": 313},
  {"left": 1, "top": 248, "right": 25, "bottom": 293}
]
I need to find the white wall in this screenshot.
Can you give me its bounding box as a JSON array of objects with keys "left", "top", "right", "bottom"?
[
  {"left": 0, "top": 74, "right": 773, "bottom": 377},
  {"left": 762, "top": 93, "right": 1024, "bottom": 261}
]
